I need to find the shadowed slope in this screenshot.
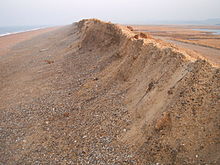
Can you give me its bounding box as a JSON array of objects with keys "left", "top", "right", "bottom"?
[{"left": 77, "top": 19, "right": 220, "bottom": 164}]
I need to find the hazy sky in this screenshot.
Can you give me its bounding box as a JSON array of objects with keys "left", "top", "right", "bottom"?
[{"left": 1, "top": 0, "right": 220, "bottom": 26}]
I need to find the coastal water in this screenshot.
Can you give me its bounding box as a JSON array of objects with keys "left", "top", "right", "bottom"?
[
  {"left": 192, "top": 28, "right": 220, "bottom": 35},
  {"left": 0, "top": 26, "right": 47, "bottom": 37}
]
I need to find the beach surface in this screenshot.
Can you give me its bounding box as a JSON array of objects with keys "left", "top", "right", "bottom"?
[{"left": 0, "top": 27, "right": 59, "bottom": 56}]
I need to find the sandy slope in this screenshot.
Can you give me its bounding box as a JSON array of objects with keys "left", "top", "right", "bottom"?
[{"left": 0, "top": 19, "right": 219, "bottom": 164}]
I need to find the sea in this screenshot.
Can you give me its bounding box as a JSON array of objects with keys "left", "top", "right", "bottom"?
[
  {"left": 192, "top": 28, "right": 220, "bottom": 35},
  {"left": 0, "top": 26, "right": 48, "bottom": 37}
]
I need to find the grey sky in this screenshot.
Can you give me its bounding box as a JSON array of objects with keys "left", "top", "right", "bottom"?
[{"left": 1, "top": 0, "right": 220, "bottom": 26}]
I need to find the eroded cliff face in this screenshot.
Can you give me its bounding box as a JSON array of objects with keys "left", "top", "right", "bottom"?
[{"left": 76, "top": 19, "right": 220, "bottom": 164}]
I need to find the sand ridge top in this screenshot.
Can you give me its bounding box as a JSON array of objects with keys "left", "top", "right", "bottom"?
[{"left": 76, "top": 19, "right": 216, "bottom": 66}]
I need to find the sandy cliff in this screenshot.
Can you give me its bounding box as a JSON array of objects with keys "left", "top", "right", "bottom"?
[{"left": 76, "top": 19, "right": 220, "bottom": 164}]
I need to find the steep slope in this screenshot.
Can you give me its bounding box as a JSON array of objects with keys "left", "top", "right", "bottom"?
[{"left": 76, "top": 19, "right": 220, "bottom": 164}]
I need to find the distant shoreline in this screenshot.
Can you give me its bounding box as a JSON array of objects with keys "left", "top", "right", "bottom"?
[
  {"left": 0, "top": 26, "right": 54, "bottom": 38},
  {"left": 0, "top": 28, "right": 43, "bottom": 37}
]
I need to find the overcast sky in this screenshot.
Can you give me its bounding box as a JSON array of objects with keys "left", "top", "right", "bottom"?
[{"left": 1, "top": 0, "right": 220, "bottom": 26}]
